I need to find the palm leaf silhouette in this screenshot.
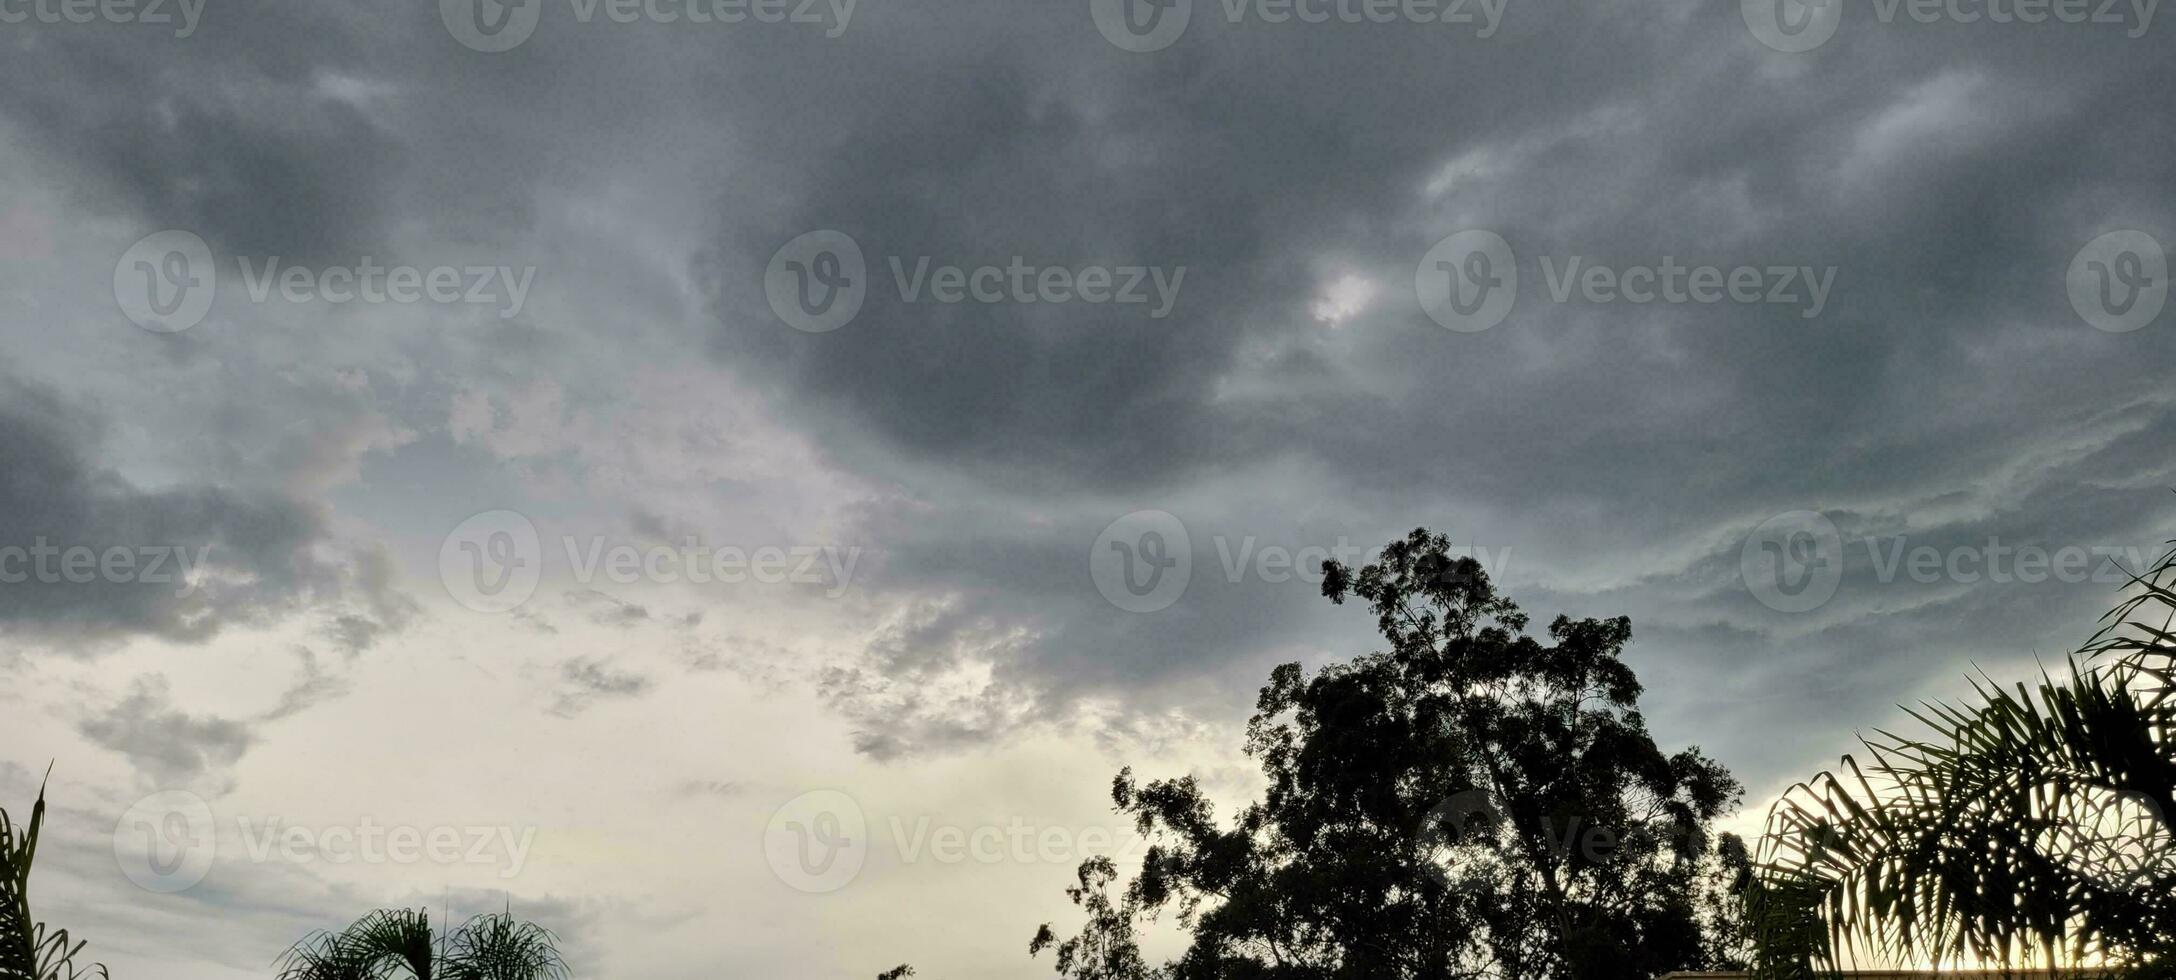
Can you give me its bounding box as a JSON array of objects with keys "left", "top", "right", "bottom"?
[
  {"left": 0, "top": 768, "right": 108, "bottom": 980},
  {"left": 1750, "top": 537, "right": 2176, "bottom": 978},
  {"left": 279, "top": 906, "right": 570, "bottom": 980}
]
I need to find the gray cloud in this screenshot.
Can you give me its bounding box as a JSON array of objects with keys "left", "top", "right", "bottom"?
[
  {"left": 550, "top": 656, "right": 654, "bottom": 717},
  {"left": 3, "top": 6, "right": 2175, "bottom": 976},
  {"left": 0, "top": 380, "right": 414, "bottom": 650},
  {"left": 673, "top": 779, "right": 745, "bottom": 799},
  {"left": 78, "top": 650, "right": 361, "bottom": 786},
  {"left": 77, "top": 675, "right": 254, "bottom": 788},
  {"left": 668, "top": 0, "right": 2176, "bottom": 763}
]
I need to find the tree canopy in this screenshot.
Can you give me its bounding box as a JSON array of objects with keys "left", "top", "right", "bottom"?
[{"left": 1033, "top": 529, "right": 1748, "bottom": 980}]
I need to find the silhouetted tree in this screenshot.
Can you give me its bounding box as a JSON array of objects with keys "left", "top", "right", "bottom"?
[
  {"left": 1750, "top": 540, "right": 2176, "bottom": 978},
  {"left": 1033, "top": 529, "right": 1745, "bottom": 980}
]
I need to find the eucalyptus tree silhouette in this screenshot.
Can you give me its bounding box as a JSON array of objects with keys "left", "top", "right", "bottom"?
[
  {"left": 0, "top": 770, "right": 107, "bottom": 980},
  {"left": 277, "top": 907, "right": 569, "bottom": 980},
  {"left": 1032, "top": 528, "right": 1749, "bottom": 980},
  {"left": 1750, "top": 539, "right": 2176, "bottom": 978}
]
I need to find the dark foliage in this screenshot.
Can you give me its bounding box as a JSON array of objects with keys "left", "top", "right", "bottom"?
[{"left": 1034, "top": 529, "right": 1746, "bottom": 980}]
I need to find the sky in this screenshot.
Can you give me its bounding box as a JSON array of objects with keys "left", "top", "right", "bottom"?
[{"left": 0, "top": 0, "right": 2172, "bottom": 975}]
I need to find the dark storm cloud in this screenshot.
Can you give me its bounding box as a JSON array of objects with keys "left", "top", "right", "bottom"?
[
  {"left": 678, "top": 0, "right": 2176, "bottom": 763},
  {"left": 0, "top": 7, "right": 406, "bottom": 263},
  {"left": 813, "top": 495, "right": 1470, "bottom": 758},
  {"left": 0, "top": 380, "right": 412, "bottom": 649},
  {"left": 2, "top": 0, "right": 2166, "bottom": 789},
  {"left": 699, "top": 2, "right": 1651, "bottom": 491},
  {"left": 690, "top": 0, "right": 2174, "bottom": 506}
]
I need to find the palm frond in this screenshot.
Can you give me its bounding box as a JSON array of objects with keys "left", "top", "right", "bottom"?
[
  {"left": 0, "top": 769, "right": 108, "bottom": 980},
  {"left": 338, "top": 908, "right": 440, "bottom": 980},
  {"left": 442, "top": 912, "right": 570, "bottom": 980},
  {"left": 1751, "top": 537, "right": 2176, "bottom": 978},
  {"left": 275, "top": 929, "right": 374, "bottom": 980},
  {"left": 285, "top": 906, "right": 572, "bottom": 980}
]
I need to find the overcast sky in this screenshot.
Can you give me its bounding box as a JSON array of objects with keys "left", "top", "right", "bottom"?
[{"left": 0, "top": 0, "right": 2172, "bottom": 975}]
